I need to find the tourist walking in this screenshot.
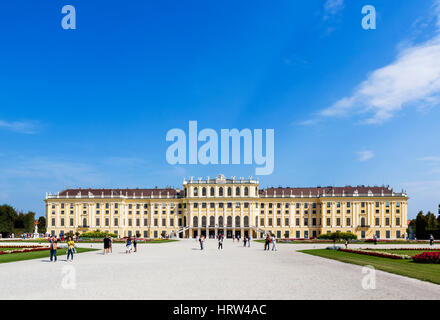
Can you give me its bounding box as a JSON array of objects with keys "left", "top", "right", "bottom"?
[
  {"left": 66, "top": 237, "right": 74, "bottom": 262},
  {"left": 272, "top": 235, "right": 277, "bottom": 251},
  {"left": 430, "top": 234, "right": 434, "bottom": 246},
  {"left": 103, "top": 235, "right": 111, "bottom": 254},
  {"left": 126, "top": 237, "right": 132, "bottom": 254},
  {"left": 248, "top": 235, "right": 251, "bottom": 247},
  {"left": 133, "top": 237, "right": 137, "bottom": 252},
  {"left": 243, "top": 236, "right": 247, "bottom": 247},
  {"left": 264, "top": 234, "right": 270, "bottom": 251},
  {"left": 373, "top": 234, "right": 377, "bottom": 245},
  {"left": 218, "top": 235, "right": 223, "bottom": 250},
  {"left": 200, "top": 235, "right": 205, "bottom": 250},
  {"left": 50, "top": 236, "right": 57, "bottom": 262}
]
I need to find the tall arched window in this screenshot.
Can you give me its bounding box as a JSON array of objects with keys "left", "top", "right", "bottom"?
[
  {"left": 236, "top": 187, "right": 240, "bottom": 196},
  {"left": 193, "top": 188, "right": 198, "bottom": 196},
  {"left": 235, "top": 216, "right": 241, "bottom": 227},
  {"left": 202, "top": 187, "right": 207, "bottom": 196},
  {"left": 210, "top": 187, "right": 215, "bottom": 196},
  {"left": 193, "top": 216, "right": 198, "bottom": 227},
  {"left": 361, "top": 217, "right": 366, "bottom": 227},
  {"left": 202, "top": 216, "right": 207, "bottom": 227},
  {"left": 244, "top": 187, "right": 249, "bottom": 196},
  {"left": 83, "top": 218, "right": 87, "bottom": 227},
  {"left": 244, "top": 216, "right": 249, "bottom": 227},
  {"left": 228, "top": 187, "right": 232, "bottom": 196},
  {"left": 209, "top": 216, "right": 215, "bottom": 226},
  {"left": 218, "top": 216, "right": 224, "bottom": 227},
  {"left": 219, "top": 187, "right": 224, "bottom": 196},
  {"left": 227, "top": 216, "right": 232, "bottom": 227}
]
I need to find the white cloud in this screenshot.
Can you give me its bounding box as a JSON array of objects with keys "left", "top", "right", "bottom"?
[
  {"left": 0, "top": 119, "right": 39, "bottom": 134},
  {"left": 316, "top": 0, "right": 440, "bottom": 124},
  {"left": 324, "top": 0, "right": 344, "bottom": 16},
  {"left": 321, "top": 35, "right": 440, "bottom": 123},
  {"left": 418, "top": 156, "right": 440, "bottom": 162},
  {"left": 357, "top": 150, "right": 374, "bottom": 162}
]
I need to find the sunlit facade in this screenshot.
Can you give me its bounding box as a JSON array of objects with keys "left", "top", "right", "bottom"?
[{"left": 45, "top": 174, "right": 408, "bottom": 239}]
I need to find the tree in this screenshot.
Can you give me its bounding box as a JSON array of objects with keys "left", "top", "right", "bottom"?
[
  {"left": 415, "top": 211, "right": 427, "bottom": 239},
  {"left": 0, "top": 205, "right": 18, "bottom": 236},
  {"left": 37, "top": 216, "right": 46, "bottom": 234},
  {"left": 426, "top": 212, "right": 439, "bottom": 239},
  {"left": 23, "top": 212, "right": 35, "bottom": 233}
]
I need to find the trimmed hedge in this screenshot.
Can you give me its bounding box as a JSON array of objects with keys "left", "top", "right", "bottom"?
[{"left": 79, "top": 231, "right": 117, "bottom": 238}]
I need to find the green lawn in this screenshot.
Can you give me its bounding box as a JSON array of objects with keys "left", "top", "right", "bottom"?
[
  {"left": 300, "top": 249, "right": 440, "bottom": 285},
  {"left": 0, "top": 247, "right": 97, "bottom": 264}
]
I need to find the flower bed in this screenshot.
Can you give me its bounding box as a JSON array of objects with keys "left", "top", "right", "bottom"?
[
  {"left": 0, "top": 245, "right": 50, "bottom": 254},
  {"left": 338, "top": 248, "right": 407, "bottom": 259},
  {"left": 412, "top": 252, "right": 440, "bottom": 264}
]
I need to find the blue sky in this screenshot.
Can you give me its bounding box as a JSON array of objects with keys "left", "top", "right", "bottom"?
[{"left": 1, "top": 0, "right": 440, "bottom": 218}]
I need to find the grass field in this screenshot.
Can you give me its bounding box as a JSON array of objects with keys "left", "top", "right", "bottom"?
[
  {"left": 0, "top": 247, "right": 97, "bottom": 264},
  {"left": 300, "top": 249, "right": 440, "bottom": 285}
]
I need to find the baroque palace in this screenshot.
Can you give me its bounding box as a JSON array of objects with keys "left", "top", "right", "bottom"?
[{"left": 45, "top": 174, "right": 408, "bottom": 239}]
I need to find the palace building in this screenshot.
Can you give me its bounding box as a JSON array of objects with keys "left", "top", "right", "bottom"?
[{"left": 45, "top": 174, "right": 408, "bottom": 239}]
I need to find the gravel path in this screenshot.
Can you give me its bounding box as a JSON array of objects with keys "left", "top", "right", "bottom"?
[{"left": 0, "top": 240, "right": 439, "bottom": 300}]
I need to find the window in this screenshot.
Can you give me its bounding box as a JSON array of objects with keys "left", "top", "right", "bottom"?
[
  {"left": 277, "top": 203, "right": 281, "bottom": 209},
  {"left": 194, "top": 188, "right": 198, "bottom": 196},
  {"left": 218, "top": 216, "right": 224, "bottom": 227},
  {"left": 227, "top": 202, "right": 232, "bottom": 208},
  {"left": 296, "top": 218, "right": 300, "bottom": 226},
  {"left": 193, "top": 216, "right": 198, "bottom": 227},
  {"left": 105, "top": 218, "right": 109, "bottom": 226},
  {"left": 375, "top": 202, "right": 379, "bottom": 207},
  {"left": 61, "top": 218, "right": 65, "bottom": 226},
  {"left": 385, "top": 218, "right": 390, "bottom": 226},
  {"left": 386, "top": 230, "right": 390, "bottom": 239},
  {"left": 337, "top": 202, "right": 341, "bottom": 208},
  {"left": 312, "top": 218, "right": 316, "bottom": 226},
  {"left": 361, "top": 202, "right": 365, "bottom": 208},
  {"left": 144, "top": 218, "right": 148, "bottom": 226},
  {"left": 260, "top": 218, "right": 264, "bottom": 226},
  {"left": 227, "top": 216, "right": 232, "bottom": 227},
  {"left": 304, "top": 218, "right": 308, "bottom": 226},
  {"left": 202, "top": 203, "right": 207, "bottom": 209},
  {"left": 285, "top": 218, "right": 289, "bottom": 226},
  {"left": 136, "top": 219, "right": 140, "bottom": 227},
  {"left": 219, "top": 187, "right": 224, "bottom": 196},
  {"left": 96, "top": 203, "right": 100, "bottom": 209},
  {"left": 360, "top": 217, "right": 366, "bottom": 227},
  {"left": 235, "top": 216, "right": 240, "bottom": 227},
  {"left": 228, "top": 187, "right": 232, "bottom": 196},
  {"left": 346, "top": 218, "right": 351, "bottom": 226},
  {"left": 346, "top": 202, "right": 351, "bottom": 208},
  {"left": 396, "top": 218, "right": 400, "bottom": 226},
  {"left": 114, "top": 218, "right": 118, "bottom": 226},
  {"left": 210, "top": 216, "right": 215, "bottom": 226},
  {"left": 96, "top": 218, "right": 100, "bottom": 226},
  {"left": 194, "top": 203, "right": 198, "bottom": 208},
  {"left": 162, "top": 218, "right": 166, "bottom": 226},
  {"left": 210, "top": 202, "right": 215, "bottom": 208},
  {"left": 244, "top": 187, "right": 249, "bottom": 196},
  {"left": 336, "top": 218, "right": 341, "bottom": 226},
  {"left": 128, "top": 219, "right": 132, "bottom": 226},
  {"left": 244, "top": 216, "right": 249, "bottom": 227},
  {"left": 202, "top": 188, "right": 206, "bottom": 196},
  {"left": 268, "top": 218, "right": 273, "bottom": 226},
  {"left": 326, "top": 218, "right": 331, "bottom": 226},
  {"left": 244, "top": 202, "right": 249, "bottom": 208},
  {"left": 219, "top": 203, "right": 224, "bottom": 208},
  {"left": 276, "top": 218, "right": 281, "bottom": 226},
  {"left": 70, "top": 218, "right": 74, "bottom": 226},
  {"left": 396, "top": 230, "right": 401, "bottom": 238},
  {"left": 296, "top": 231, "right": 300, "bottom": 238},
  {"left": 170, "top": 219, "right": 174, "bottom": 226},
  {"left": 154, "top": 219, "right": 158, "bottom": 226},
  {"left": 236, "top": 187, "right": 240, "bottom": 196},
  {"left": 210, "top": 187, "right": 214, "bottom": 196}
]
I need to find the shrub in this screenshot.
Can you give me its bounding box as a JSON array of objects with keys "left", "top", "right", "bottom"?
[
  {"left": 79, "top": 231, "right": 117, "bottom": 238},
  {"left": 412, "top": 252, "right": 440, "bottom": 264}
]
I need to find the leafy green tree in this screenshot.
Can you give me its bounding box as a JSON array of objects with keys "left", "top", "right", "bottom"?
[
  {"left": 37, "top": 216, "right": 46, "bottom": 233},
  {"left": 426, "top": 212, "right": 439, "bottom": 238},
  {"left": 415, "top": 211, "right": 427, "bottom": 239},
  {"left": 23, "top": 212, "right": 35, "bottom": 233},
  {"left": 0, "top": 204, "right": 18, "bottom": 236}
]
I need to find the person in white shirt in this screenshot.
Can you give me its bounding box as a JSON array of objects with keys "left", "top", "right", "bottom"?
[{"left": 272, "top": 235, "right": 277, "bottom": 251}]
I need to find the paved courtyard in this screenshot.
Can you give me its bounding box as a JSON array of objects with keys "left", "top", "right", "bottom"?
[{"left": 1, "top": 239, "right": 440, "bottom": 299}]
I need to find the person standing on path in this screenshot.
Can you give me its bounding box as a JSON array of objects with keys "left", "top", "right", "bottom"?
[
  {"left": 430, "top": 234, "right": 434, "bottom": 246},
  {"left": 243, "top": 236, "right": 247, "bottom": 247},
  {"left": 50, "top": 237, "right": 57, "bottom": 262},
  {"left": 373, "top": 234, "right": 377, "bottom": 245},
  {"left": 264, "top": 234, "right": 270, "bottom": 251},
  {"left": 248, "top": 235, "right": 251, "bottom": 247},
  {"left": 126, "top": 237, "right": 132, "bottom": 254},
  {"left": 103, "top": 235, "right": 110, "bottom": 254},
  {"left": 218, "top": 235, "right": 223, "bottom": 250},
  {"left": 66, "top": 237, "right": 74, "bottom": 262},
  {"left": 109, "top": 236, "right": 113, "bottom": 253},
  {"left": 271, "top": 235, "right": 277, "bottom": 251},
  {"left": 133, "top": 237, "right": 137, "bottom": 252},
  {"left": 200, "top": 235, "right": 205, "bottom": 250}
]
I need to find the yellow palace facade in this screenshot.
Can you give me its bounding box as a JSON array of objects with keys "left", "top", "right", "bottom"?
[{"left": 45, "top": 174, "right": 408, "bottom": 240}]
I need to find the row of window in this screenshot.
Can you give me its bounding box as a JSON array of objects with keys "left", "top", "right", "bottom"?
[
  {"left": 51, "top": 216, "right": 401, "bottom": 228},
  {"left": 191, "top": 186, "right": 254, "bottom": 197}
]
